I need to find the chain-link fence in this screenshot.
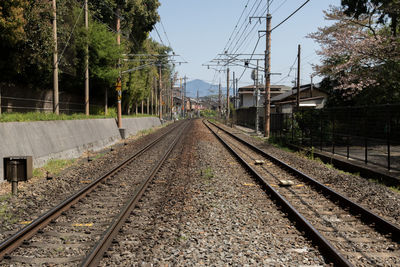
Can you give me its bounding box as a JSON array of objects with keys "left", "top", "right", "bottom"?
[{"left": 271, "top": 104, "right": 400, "bottom": 172}]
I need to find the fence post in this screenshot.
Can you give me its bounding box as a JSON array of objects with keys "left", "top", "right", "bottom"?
[{"left": 387, "top": 104, "right": 391, "bottom": 171}]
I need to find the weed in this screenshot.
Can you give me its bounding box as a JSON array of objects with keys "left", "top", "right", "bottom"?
[
  {"left": 201, "top": 167, "right": 214, "bottom": 180},
  {"left": 33, "top": 159, "right": 76, "bottom": 179}
]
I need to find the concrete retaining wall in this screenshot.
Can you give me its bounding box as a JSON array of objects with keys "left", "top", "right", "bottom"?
[{"left": 0, "top": 117, "right": 161, "bottom": 182}]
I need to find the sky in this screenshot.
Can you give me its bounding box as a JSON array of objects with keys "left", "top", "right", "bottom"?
[{"left": 150, "top": 0, "right": 341, "bottom": 92}]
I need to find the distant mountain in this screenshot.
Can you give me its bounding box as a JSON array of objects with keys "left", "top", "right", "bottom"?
[{"left": 185, "top": 79, "right": 225, "bottom": 97}]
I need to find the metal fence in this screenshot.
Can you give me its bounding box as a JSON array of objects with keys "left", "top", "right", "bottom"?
[{"left": 271, "top": 104, "right": 400, "bottom": 172}]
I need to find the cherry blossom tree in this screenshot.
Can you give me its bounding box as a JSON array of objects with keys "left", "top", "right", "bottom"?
[{"left": 309, "top": 6, "right": 400, "bottom": 103}]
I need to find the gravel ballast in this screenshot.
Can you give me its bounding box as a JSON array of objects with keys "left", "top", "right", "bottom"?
[{"left": 100, "top": 119, "right": 329, "bottom": 266}]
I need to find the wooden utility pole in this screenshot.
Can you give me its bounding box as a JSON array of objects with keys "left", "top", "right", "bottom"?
[
  {"left": 226, "top": 68, "right": 230, "bottom": 122},
  {"left": 52, "top": 0, "right": 59, "bottom": 115},
  {"left": 264, "top": 13, "right": 271, "bottom": 138},
  {"left": 84, "top": 0, "right": 89, "bottom": 115},
  {"left": 116, "top": 6, "right": 122, "bottom": 128},
  {"left": 159, "top": 65, "right": 162, "bottom": 120},
  {"left": 297, "top": 44, "right": 301, "bottom": 109}
]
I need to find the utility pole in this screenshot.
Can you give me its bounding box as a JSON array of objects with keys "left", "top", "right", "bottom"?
[
  {"left": 236, "top": 78, "right": 238, "bottom": 109},
  {"left": 310, "top": 75, "right": 313, "bottom": 98},
  {"left": 232, "top": 71, "right": 235, "bottom": 112},
  {"left": 197, "top": 89, "right": 199, "bottom": 117},
  {"left": 116, "top": 6, "right": 122, "bottom": 128},
  {"left": 170, "top": 78, "right": 173, "bottom": 119},
  {"left": 297, "top": 44, "right": 301, "bottom": 109},
  {"left": 264, "top": 13, "right": 272, "bottom": 138},
  {"left": 226, "top": 68, "right": 230, "bottom": 122},
  {"left": 180, "top": 77, "right": 183, "bottom": 117},
  {"left": 84, "top": 0, "right": 89, "bottom": 116},
  {"left": 183, "top": 76, "right": 187, "bottom": 118},
  {"left": 52, "top": 0, "right": 59, "bottom": 115},
  {"left": 255, "top": 59, "right": 260, "bottom": 134},
  {"left": 159, "top": 64, "right": 162, "bottom": 120},
  {"left": 218, "top": 81, "right": 222, "bottom": 117}
]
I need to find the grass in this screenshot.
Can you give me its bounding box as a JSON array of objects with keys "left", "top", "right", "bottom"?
[
  {"left": 201, "top": 167, "right": 214, "bottom": 180},
  {"left": 0, "top": 108, "right": 156, "bottom": 123},
  {"left": 33, "top": 159, "right": 76, "bottom": 179}
]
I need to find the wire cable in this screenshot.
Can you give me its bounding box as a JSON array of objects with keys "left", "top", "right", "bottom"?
[
  {"left": 271, "top": 0, "right": 311, "bottom": 32},
  {"left": 58, "top": 1, "right": 85, "bottom": 64}
]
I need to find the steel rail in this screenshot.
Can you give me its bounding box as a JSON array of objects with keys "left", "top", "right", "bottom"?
[
  {"left": 0, "top": 121, "right": 183, "bottom": 260},
  {"left": 204, "top": 120, "right": 352, "bottom": 267},
  {"left": 81, "top": 121, "right": 190, "bottom": 266},
  {"left": 208, "top": 120, "right": 400, "bottom": 241}
]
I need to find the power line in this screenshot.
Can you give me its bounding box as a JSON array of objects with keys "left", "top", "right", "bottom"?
[
  {"left": 58, "top": 1, "right": 85, "bottom": 64},
  {"left": 271, "top": 0, "right": 288, "bottom": 14},
  {"left": 159, "top": 20, "right": 172, "bottom": 48},
  {"left": 154, "top": 25, "right": 166, "bottom": 46},
  {"left": 271, "top": 0, "right": 311, "bottom": 32}
]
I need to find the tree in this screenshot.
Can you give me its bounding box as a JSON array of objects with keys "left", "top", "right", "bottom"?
[
  {"left": 309, "top": 6, "right": 400, "bottom": 104},
  {"left": 341, "top": 0, "right": 400, "bottom": 36}
]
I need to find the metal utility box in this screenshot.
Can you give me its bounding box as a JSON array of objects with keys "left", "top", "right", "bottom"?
[{"left": 3, "top": 156, "right": 33, "bottom": 182}]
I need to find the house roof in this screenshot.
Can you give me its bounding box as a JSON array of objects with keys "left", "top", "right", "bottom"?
[
  {"left": 271, "top": 83, "right": 321, "bottom": 102},
  {"left": 238, "top": 84, "right": 291, "bottom": 92}
]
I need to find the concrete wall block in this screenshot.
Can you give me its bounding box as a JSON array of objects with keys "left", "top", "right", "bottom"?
[{"left": 0, "top": 117, "right": 161, "bottom": 182}]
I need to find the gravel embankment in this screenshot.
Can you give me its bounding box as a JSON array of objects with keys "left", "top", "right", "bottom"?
[{"left": 101, "top": 119, "right": 330, "bottom": 266}]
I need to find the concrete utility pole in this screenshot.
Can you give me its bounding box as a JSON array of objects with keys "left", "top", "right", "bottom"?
[
  {"left": 52, "top": 0, "right": 59, "bottom": 115},
  {"left": 297, "top": 44, "right": 301, "bottom": 109},
  {"left": 116, "top": 6, "right": 122, "bottom": 128},
  {"left": 180, "top": 77, "right": 183, "bottom": 117},
  {"left": 84, "top": 0, "right": 89, "bottom": 116},
  {"left": 159, "top": 64, "right": 162, "bottom": 120},
  {"left": 255, "top": 59, "right": 260, "bottom": 134},
  {"left": 183, "top": 76, "right": 187, "bottom": 118},
  {"left": 310, "top": 75, "right": 313, "bottom": 98},
  {"left": 264, "top": 13, "right": 272, "bottom": 138},
  {"left": 236, "top": 78, "right": 238, "bottom": 109},
  {"left": 170, "top": 78, "right": 173, "bottom": 119},
  {"left": 197, "top": 89, "right": 199, "bottom": 117},
  {"left": 218, "top": 81, "right": 222, "bottom": 117},
  {"left": 232, "top": 71, "right": 235, "bottom": 111},
  {"left": 226, "top": 68, "right": 230, "bottom": 122}
]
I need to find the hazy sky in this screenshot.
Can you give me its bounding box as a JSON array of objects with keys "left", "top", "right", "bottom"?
[{"left": 150, "top": 0, "right": 341, "bottom": 90}]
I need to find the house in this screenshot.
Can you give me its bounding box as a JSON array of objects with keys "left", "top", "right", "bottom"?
[
  {"left": 238, "top": 84, "right": 291, "bottom": 108},
  {"left": 272, "top": 83, "right": 327, "bottom": 114}
]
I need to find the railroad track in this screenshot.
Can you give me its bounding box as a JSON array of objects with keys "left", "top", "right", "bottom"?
[
  {"left": 205, "top": 120, "right": 400, "bottom": 267},
  {"left": 0, "top": 120, "right": 189, "bottom": 266}
]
